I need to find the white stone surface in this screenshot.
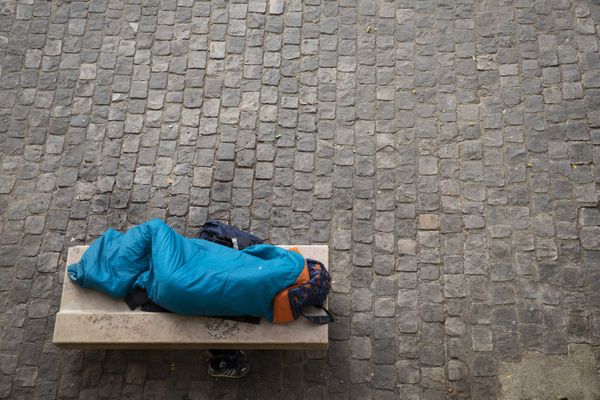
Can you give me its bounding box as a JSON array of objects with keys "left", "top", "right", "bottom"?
[
  {"left": 53, "top": 245, "right": 329, "bottom": 349},
  {"left": 269, "top": 0, "right": 284, "bottom": 14}
]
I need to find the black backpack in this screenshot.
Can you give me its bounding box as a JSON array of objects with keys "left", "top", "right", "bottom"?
[{"left": 198, "top": 220, "right": 263, "bottom": 250}]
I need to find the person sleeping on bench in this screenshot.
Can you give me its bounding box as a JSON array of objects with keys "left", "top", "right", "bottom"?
[{"left": 67, "top": 219, "right": 332, "bottom": 378}]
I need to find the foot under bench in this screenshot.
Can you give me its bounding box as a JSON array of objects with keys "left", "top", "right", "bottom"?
[{"left": 53, "top": 245, "right": 329, "bottom": 350}]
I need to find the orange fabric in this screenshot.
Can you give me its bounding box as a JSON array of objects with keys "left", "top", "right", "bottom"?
[
  {"left": 273, "top": 259, "right": 310, "bottom": 323},
  {"left": 273, "top": 288, "right": 293, "bottom": 323},
  {"left": 295, "top": 263, "right": 310, "bottom": 284}
]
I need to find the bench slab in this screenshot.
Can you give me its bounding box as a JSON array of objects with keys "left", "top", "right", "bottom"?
[{"left": 53, "top": 245, "right": 329, "bottom": 350}]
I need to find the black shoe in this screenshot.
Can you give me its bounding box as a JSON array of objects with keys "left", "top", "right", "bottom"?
[{"left": 207, "top": 357, "right": 250, "bottom": 379}]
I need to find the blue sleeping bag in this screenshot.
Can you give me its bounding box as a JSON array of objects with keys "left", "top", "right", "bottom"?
[{"left": 67, "top": 219, "right": 305, "bottom": 321}]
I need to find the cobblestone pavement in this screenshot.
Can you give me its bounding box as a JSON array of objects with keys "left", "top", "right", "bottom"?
[{"left": 1, "top": 0, "right": 600, "bottom": 398}]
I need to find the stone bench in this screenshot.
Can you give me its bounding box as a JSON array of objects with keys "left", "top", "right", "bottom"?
[{"left": 53, "top": 245, "right": 329, "bottom": 350}]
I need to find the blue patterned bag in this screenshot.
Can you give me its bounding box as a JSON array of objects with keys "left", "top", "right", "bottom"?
[{"left": 287, "top": 259, "right": 334, "bottom": 324}]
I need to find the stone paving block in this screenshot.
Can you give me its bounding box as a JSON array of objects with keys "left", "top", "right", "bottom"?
[{"left": 0, "top": 0, "right": 599, "bottom": 398}]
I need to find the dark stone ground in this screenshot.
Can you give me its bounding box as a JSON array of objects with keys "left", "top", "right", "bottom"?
[{"left": 1, "top": 0, "right": 600, "bottom": 398}]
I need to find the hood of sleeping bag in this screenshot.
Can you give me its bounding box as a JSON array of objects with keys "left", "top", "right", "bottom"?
[{"left": 67, "top": 219, "right": 306, "bottom": 321}]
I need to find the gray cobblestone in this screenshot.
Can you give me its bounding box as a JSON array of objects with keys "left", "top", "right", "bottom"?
[{"left": 0, "top": 0, "right": 598, "bottom": 398}]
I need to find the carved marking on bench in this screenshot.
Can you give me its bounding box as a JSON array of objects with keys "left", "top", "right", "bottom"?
[{"left": 206, "top": 319, "right": 241, "bottom": 339}]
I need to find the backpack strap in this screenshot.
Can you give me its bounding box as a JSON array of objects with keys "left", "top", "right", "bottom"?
[
  {"left": 124, "top": 288, "right": 151, "bottom": 310},
  {"left": 216, "top": 315, "right": 261, "bottom": 325},
  {"left": 299, "top": 305, "right": 334, "bottom": 324},
  {"left": 125, "top": 288, "right": 173, "bottom": 313},
  {"left": 141, "top": 301, "right": 171, "bottom": 313}
]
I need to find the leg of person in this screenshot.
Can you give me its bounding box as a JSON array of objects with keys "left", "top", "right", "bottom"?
[{"left": 207, "top": 349, "right": 248, "bottom": 362}]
